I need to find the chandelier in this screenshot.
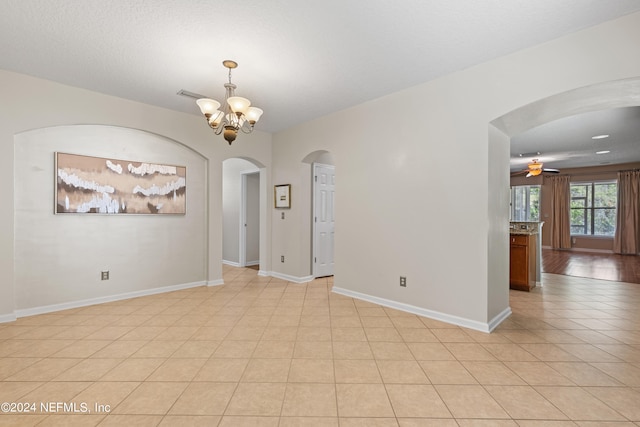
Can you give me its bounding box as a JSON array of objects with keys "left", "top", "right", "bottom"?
[{"left": 196, "top": 60, "right": 263, "bottom": 145}]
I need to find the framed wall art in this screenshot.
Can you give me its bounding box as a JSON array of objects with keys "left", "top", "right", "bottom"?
[
  {"left": 55, "top": 152, "right": 186, "bottom": 214},
  {"left": 274, "top": 184, "right": 291, "bottom": 208}
]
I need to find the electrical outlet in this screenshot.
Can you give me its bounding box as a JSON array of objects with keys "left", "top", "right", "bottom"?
[
  {"left": 281, "top": 256, "right": 285, "bottom": 263},
  {"left": 400, "top": 276, "right": 406, "bottom": 287},
  {"left": 101, "top": 271, "right": 109, "bottom": 280}
]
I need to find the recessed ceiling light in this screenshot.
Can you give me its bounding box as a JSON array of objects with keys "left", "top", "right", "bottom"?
[
  {"left": 596, "top": 150, "right": 610, "bottom": 154},
  {"left": 591, "top": 134, "right": 610, "bottom": 140}
]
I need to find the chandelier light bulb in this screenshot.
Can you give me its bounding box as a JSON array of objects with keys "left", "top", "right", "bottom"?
[
  {"left": 196, "top": 99, "right": 220, "bottom": 116},
  {"left": 246, "top": 107, "right": 264, "bottom": 124},
  {"left": 227, "top": 96, "right": 251, "bottom": 114}
]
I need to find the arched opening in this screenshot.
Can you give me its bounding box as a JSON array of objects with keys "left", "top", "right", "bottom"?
[
  {"left": 222, "top": 157, "right": 267, "bottom": 273},
  {"left": 489, "top": 77, "right": 640, "bottom": 293}
]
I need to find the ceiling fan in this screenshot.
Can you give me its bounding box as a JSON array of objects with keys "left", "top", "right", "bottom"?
[{"left": 512, "top": 159, "right": 560, "bottom": 177}]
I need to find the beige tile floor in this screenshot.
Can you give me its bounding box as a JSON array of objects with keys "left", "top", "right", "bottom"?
[{"left": 0, "top": 266, "right": 639, "bottom": 426}]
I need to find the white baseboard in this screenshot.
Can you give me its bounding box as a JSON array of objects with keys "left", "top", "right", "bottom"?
[
  {"left": 0, "top": 312, "right": 17, "bottom": 324},
  {"left": 223, "top": 263, "right": 309, "bottom": 282},
  {"left": 332, "top": 286, "right": 511, "bottom": 333},
  {"left": 14, "top": 280, "right": 206, "bottom": 320},
  {"left": 269, "top": 271, "right": 314, "bottom": 284},
  {"left": 487, "top": 307, "right": 513, "bottom": 332},
  {"left": 207, "top": 279, "right": 224, "bottom": 287},
  {"left": 223, "top": 260, "right": 260, "bottom": 268}
]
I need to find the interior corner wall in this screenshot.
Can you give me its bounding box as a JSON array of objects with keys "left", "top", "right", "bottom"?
[
  {"left": 271, "top": 11, "right": 640, "bottom": 330},
  {"left": 269, "top": 150, "right": 335, "bottom": 280},
  {"left": 0, "top": 69, "right": 272, "bottom": 320}
]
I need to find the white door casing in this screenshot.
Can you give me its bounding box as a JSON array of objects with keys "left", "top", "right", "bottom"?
[{"left": 313, "top": 163, "right": 335, "bottom": 277}]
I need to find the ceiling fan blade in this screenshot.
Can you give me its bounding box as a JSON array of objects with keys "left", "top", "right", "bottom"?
[
  {"left": 510, "top": 170, "right": 528, "bottom": 176},
  {"left": 543, "top": 168, "right": 560, "bottom": 173}
]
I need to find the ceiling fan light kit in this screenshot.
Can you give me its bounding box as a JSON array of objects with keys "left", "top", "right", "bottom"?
[
  {"left": 513, "top": 158, "right": 560, "bottom": 178},
  {"left": 526, "top": 159, "right": 543, "bottom": 177},
  {"left": 196, "top": 60, "right": 263, "bottom": 145}
]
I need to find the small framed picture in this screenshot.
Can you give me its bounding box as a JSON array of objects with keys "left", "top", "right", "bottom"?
[{"left": 274, "top": 184, "right": 291, "bottom": 208}]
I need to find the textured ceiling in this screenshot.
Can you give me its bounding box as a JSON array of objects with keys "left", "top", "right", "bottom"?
[{"left": 2, "top": 0, "right": 640, "bottom": 168}]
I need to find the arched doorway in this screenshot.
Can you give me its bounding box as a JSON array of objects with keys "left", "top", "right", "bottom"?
[
  {"left": 222, "top": 157, "right": 266, "bottom": 272},
  {"left": 489, "top": 76, "right": 640, "bottom": 288}
]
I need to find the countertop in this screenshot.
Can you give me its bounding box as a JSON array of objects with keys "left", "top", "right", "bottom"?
[
  {"left": 509, "top": 221, "right": 543, "bottom": 235},
  {"left": 510, "top": 229, "right": 539, "bottom": 235}
]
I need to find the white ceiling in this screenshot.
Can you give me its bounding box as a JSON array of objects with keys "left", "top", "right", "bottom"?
[
  {"left": 510, "top": 106, "right": 640, "bottom": 172},
  {"left": 2, "top": 0, "right": 640, "bottom": 167}
]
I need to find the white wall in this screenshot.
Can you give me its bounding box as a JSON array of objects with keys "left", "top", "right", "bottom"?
[
  {"left": 245, "top": 172, "right": 260, "bottom": 265},
  {"left": 222, "top": 158, "right": 259, "bottom": 264},
  {"left": 269, "top": 150, "right": 334, "bottom": 281},
  {"left": 0, "top": 70, "right": 272, "bottom": 321},
  {"left": 271, "top": 11, "right": 640, "bottom": 331},
  {"left": 14, "top": 125, "right": 206, "bottom": 311},
  {"left": 487, "top": 125, "right": 511, "bottom": 323}
]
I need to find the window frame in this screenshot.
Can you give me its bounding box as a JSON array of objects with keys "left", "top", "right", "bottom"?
[
  {"left": 510, "top": 184, "right": 540, "bottom": 222},
  {"left": 569, "top": 180, "right": 617, "bottom": 237}
]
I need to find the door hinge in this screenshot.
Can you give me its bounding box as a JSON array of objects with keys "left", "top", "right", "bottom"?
[
  {"left": 314, "top": 175, "right": 317, "bottom": 182},
  {"left": 314, "top": 257, "right": 317, "bottom": 263}
]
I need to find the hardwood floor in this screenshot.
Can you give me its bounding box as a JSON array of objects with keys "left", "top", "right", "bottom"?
[{"left": 542, "top": 248, "right": 640, "bottom": 284}]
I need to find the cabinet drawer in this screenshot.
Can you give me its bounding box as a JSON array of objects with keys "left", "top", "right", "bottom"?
[{"left": 510, "top": 234, "right": 528, "bottom": 245}]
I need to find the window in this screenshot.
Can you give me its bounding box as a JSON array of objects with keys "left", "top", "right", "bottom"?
[
  {"left": 510, "top": 185, "right": 540, "bottom": 221},
  {"left": 570, "top": 181, "right": 617, "bottom": 236}
]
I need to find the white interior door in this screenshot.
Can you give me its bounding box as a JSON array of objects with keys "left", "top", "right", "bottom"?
[{"left": 313, "top": 163, "right": 335, "bottom": 277}]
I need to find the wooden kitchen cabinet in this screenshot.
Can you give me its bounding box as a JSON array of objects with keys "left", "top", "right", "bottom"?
[{"left": 509, "top": 234, "right": 536, "bottom": 291}]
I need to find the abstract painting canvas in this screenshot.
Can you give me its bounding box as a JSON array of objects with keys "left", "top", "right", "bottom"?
[{"left": 55, "top": 152, "right": 186, "bottom": 214}]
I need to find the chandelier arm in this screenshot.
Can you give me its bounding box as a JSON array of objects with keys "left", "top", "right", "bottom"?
[
  {"left": 208, "top": 122, "right": 224, "bottom": 135},
  {"left": 240, "top": 119, "right": 255, "bottom": 134}
]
